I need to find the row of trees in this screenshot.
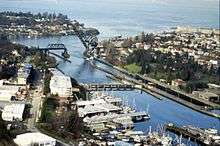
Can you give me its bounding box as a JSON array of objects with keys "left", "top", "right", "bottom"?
[
  {"left": 0, "top": 112, "right": 17, "bottom": 146},
  {"left": 0, "top": 11, "right": 69, "bottom": 26},
  {"left": 0, "top": 11, "right": 68, "bottom": 20}
]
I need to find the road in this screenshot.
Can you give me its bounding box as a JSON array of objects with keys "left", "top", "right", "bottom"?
[{"left": 27, "top": 84, "right": 43, "bottom": 131}]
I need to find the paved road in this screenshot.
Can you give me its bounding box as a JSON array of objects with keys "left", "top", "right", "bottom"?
[{"left": 27, "top": 85, "right": 43, "bottom": 132}]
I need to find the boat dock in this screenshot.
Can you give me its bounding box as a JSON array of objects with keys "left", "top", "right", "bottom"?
[
  {"left": 165, "top": 123, "right": 220, "bottom": 146},
  {"left": 81, "top": 83, "right": 135, "bottom": 91}
]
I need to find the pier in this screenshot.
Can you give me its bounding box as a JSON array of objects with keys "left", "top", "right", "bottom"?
[
  {"left": 165, "top": 123, "right": 220, "bottom": 146},
  {"left": 81, "top": 83, "right": 135, "bottom": 91}
]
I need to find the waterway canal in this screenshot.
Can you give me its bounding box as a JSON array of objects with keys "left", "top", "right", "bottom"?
[
  {"left": 15, "top": 35, "right": 220, "bottom": 133},
  {"left": 3, "top": 0, "right": 220, "bottom": 141}
]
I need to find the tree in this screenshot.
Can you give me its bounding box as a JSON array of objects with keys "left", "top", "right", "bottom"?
[
  {"left": 139, "top": 31, "right": 145, "bottom": 43},
  {"left": 36, "top": 12, "right": 42, "bottom": 19},
  {"left": 217, "top": 67, "right": 220, "bottom": 83},
  {"left": 0, "top": 113, "right": 9, "bottom": 138},
  {"left": 66, "top": 108, "right": 82, "bottom": 139},
  {"left": 121, "top": 37, "right": 133, "bottom": 48}
]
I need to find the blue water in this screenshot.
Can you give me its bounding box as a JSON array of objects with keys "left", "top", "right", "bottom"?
[
  {"left": 1, "top": 0, "right": 220, "bottom": 142},
  {"left": 0, "top": 0, "right": 219, "bottom": 37}
]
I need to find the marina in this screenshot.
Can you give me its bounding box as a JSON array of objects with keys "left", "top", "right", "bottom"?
[
  {"left": 75, "top": 92, "right": 150, "bottom": 126},
  {"left": 77, "top": 92, "right": 179, "bottom": 145}
]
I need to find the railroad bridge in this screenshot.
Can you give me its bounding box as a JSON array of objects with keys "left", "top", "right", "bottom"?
[
  {"left": 81, "top": 83, "right": 135, "bottom": 92},
  {"left": 28, "top": 43, "right": 71, "bottom": 61}
]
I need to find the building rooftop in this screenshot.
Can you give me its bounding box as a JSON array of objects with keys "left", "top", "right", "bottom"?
[
  {"left": 76, "top": 99, "right": 106, "bottom": 107},
  {"left": 78, "top": 105, "right": 107, "bottom": 116},
  {"left": 104, "top": 97, "right": 122, "bottom": 104},
  {"left": 0, "top": 91, "right": 14, "bottom": 101},
  {"left": 14, "top": 132, "right": 56, "bottom": 146},
  {"left": 2, "top": 103, "right": 25, "bottom": 121},
  {"left": 78, "top": 103, "right": 121, "bottom": 117},
  {"left": 50, "top": 75, "right": 72, "bottom": 89},
  {"left": 49, "top": 69, "right": 72, "bottom": 97}
]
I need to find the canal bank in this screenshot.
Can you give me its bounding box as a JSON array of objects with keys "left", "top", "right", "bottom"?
[{"left": 91, "top": 58, "right": 220, "bottom": 119}]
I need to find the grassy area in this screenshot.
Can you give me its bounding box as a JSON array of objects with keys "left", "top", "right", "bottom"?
[
  {"left": 39, "top": 97, "right": 58, "bottom": 123},
  {"left": 124, "top": 63, "right": 141, "bottom": 74}
]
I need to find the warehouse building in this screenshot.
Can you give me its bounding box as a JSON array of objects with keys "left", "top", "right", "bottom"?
[
  {"left": 1, "top": 103, "right": 25, "bottom": 121},
  {"left": 14, "top": 132, "right": 56, "bottom": 146}
]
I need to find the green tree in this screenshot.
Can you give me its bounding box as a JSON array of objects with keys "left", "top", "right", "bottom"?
[
  {"left": 0, "top": 113, "right": 9, "bottom": 138},
  {"left": 139, "top": 31, "right": 145, "bottom": 43},
  {"left": 121, "top": 37, "right": 133, "bottom": 48}
]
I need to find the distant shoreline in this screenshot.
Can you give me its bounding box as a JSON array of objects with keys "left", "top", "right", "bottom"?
[{"left": 171, "top": 26, "right": 220, "bottom": 35}]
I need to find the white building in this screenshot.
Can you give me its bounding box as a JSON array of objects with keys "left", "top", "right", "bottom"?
[
  {"left": 2, "top": 103, "right": 25, "bottom": 121},
  {"left": 50, "top": 69, "right": 72, "bottom": 97},
  {"left": 14, "top": 132, "right": 56, "bottom": 146},
  {"left": 0, "top": 91, "right": 14, "bottom": 101},
  {"left": 0, "top": 80, "right": 21, "bottom": 101},
  {"left": 77, "top": 99, "right": 122, "bottom": 117}
]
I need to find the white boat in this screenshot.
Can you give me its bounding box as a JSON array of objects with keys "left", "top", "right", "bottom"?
[{"left": 205, "top": 128, "right": 218, "bottom": 135}]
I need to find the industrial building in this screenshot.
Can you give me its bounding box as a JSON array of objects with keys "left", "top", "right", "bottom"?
[
  {"left": 14, "top": 132, "right": 56, "bottom": 146},
  {"left": 193, "top": 91, "right": 220, "bottom": 103},
  {"left": 78, "top": 103, "right": 122, "bottom": 117},
  {"left": 50, "top": 69, "right": 72, "bottom": 97},
  {"left": 0, "top": 80, "right": 28, "bottom": 101},
  {"left": 1, "top": 103, "right": 25, "bottom": 121},
  {"left": 0, "top": 80, "right": 19, "bottom": 101}
]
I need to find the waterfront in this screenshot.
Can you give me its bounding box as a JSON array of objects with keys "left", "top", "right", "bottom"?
[
  {"left": 1, "top": 0, "right": 220, "bottom": 140},
  {"left": 14, "top": 35, "right": 220, "bottom": 133}
]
